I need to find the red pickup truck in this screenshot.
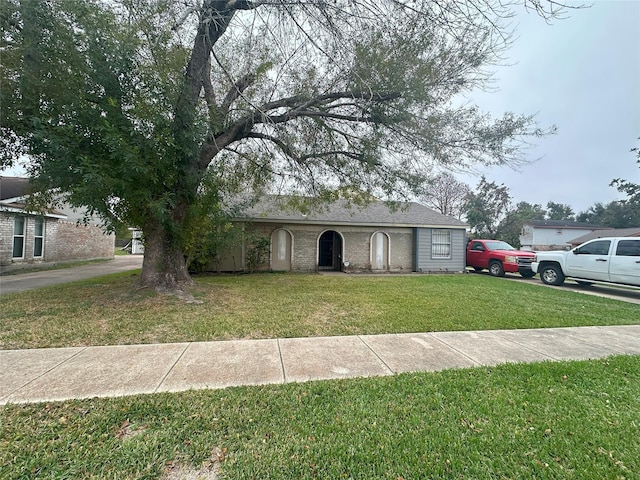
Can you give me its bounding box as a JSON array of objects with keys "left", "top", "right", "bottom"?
[{"left": 466, "top": 239, "right": 536, "bottom": 277}]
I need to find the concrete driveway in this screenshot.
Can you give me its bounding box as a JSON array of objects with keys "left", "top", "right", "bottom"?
[
  {"left": 488, "top": 271, "right": 640, "bottom": 305},
  {"left": 0, "top": 255, "right": 144, "bottom": 295}
]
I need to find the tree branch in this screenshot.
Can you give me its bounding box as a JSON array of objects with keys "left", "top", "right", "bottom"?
[
  {"left": 221, "top": 71, "right": 257, "bottom": 115},
  {"left": 201, "top": 88, "right": 401, "bottom": 165}
]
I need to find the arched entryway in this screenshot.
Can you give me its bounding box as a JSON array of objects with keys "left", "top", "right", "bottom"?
[
  {"left": 271, "top": 228, "right": 292, "bottom": 271},
  {"left": 318, "top": 230, "right": 343, "bottom": 271},
  {"left": 370, "top": 231, "right": 389, "bottom": 270}
]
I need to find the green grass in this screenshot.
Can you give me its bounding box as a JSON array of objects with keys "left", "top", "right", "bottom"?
[
  {"left": 2, "top": 355, "right": 638, "bottom": 479},
  {"left": 2, "top": 272, "right": 639, "bottom": 478},
  {"left": 1, "top": 272, "right": 638, "bottom": 349}
]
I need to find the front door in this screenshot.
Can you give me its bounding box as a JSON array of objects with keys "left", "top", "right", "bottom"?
[
  {"left": 566, "top": 239, "right": 612, "bottom": 281},
  {"left": 371, "top": 232, "right": 389, "bottom": 270},
  {"left": 271, "top": 229, "right": 292, "bottom": 271},
  {"left": 318, "top": 230, "right": 343, "bottom": 271}
]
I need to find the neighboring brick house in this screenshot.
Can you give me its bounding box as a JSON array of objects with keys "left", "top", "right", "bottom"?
[
  {"left": 519, "top": 220, "right": 610, "bottom": 251},
  {"left": 0, "top": 176, "right": 114, "bottom": 266},
  {"left": 215, "top": 197, "right": 469, "bottom": 273}
]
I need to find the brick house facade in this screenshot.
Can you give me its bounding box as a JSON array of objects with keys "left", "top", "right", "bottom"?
[
  {"left": 0, "top": 177, "right": 114, "bottom": 266},
  {"left": 213, "top": 197, "right": 468, "bottom": 273}
]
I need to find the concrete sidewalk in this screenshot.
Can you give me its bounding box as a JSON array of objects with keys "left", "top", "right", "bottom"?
[{"left": 2, "top": 325, "right": 639, "bottom": 405}]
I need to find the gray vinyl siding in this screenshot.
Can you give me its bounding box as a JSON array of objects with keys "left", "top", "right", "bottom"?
[{"left": 414, "top": 228, "right": 466, "bottom": 272}]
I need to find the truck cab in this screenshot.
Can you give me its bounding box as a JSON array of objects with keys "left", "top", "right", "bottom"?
[{"left": 466, "top": 239, "right": 536, "bottom": 277}]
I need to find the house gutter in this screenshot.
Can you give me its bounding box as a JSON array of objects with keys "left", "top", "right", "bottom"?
[
  {"left": 0, "top": 203, "right": 67, "bottom": 219},
  {"left": 234, "top": 217, "right": 469, "bottom": 230}
]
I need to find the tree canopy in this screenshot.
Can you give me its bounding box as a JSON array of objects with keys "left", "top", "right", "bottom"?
[
  {"left": 418, "top": 172, "right": 470, "bottom": 220},
  {"left": 610, "top": 143, "right": 640, "bottom": 206},
  {"left": 1, "top": 0, "right": 565, "bottom": 293},
  {"left": 464, "top": 176, "right": 512, "bottom": 237}
]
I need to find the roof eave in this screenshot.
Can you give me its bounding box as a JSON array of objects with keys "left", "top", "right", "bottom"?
[
  {"left": 0, "top": 203, "right": 67, "bottom": 219},
  {"left": 235, "top": 217, "right": 468, "bottom": 229}
]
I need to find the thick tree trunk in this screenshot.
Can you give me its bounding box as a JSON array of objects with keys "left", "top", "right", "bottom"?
[{"left": 136, "top": 222, "right": 194, "bottom": 295}]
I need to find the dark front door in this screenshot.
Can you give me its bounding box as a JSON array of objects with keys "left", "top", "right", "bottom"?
[{"left": 318, "top": 231, "right": 342, "bottom": 271}]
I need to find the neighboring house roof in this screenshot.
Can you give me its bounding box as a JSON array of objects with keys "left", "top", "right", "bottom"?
[
  {"left": 568, "top": 227, "right": 640, "bottom": 245},
  {"left": 0, "top": 176, "right": 30, "bottom": 201},
  {"left": 242, "top": 196, "right": 468, "bottom": 228},
  {"left": 0, "top": 176, "right": 66, "bottom": 218},
  {"left": 524, "top": 220, "right": 610, "bottom": 230}
]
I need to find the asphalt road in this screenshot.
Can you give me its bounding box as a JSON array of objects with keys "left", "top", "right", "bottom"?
[{"left": 0, "top": 255, "right": 144, "bottom": 295}]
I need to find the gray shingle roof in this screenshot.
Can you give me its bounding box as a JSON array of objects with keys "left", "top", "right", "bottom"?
[
  {"left": 0, "top": 176, "right": 66, "bottom": 218},
  {"left": 0, "top": 176, "right": 30, "bottom": 201},
  {"left": 568, "top": 227, "right": 640, "bottom": 245},
  {"left": 526, "top": 220, "right": 609, "bottom": 229},
  {"left": 242, "top": 197, "right": 468, "bottom": 228}
]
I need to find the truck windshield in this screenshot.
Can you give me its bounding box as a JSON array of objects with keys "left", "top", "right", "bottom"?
[{"left": 485, "top": 241, "right": 515, "bottom": 251}]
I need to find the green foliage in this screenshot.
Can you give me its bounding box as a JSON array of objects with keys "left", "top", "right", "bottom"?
[
  {"left": 576, "top": 144, "right": 640, "bottom": 228},
  {"left": 245, "top": 232, "right": 271, "bottom": 274},
  {"left": 496, "top": 201, "right": 546, "bottom": 247},
  {"left": 183, "top": 173, "right": 242, "bottom": 274},
  {"left": 184, "top": 218, "right": 243, "bottom": 274},
  {"left": 576, "top": 201, "right": 640, "bottom": 228},
  {"left": 2, "top": 0, "right": 559, "bottom": 288},
  {"left": 1, "top": 0, "right": 182, "bottom": 231},
  {"left": 545, "top": 201, "right": 575, "bottom": 221},
  {"left": 610, "top": 143, "right": 640, "bottom": 206},
  {"left": 464, "top": 176, "right": 512, "bottom": 237}
]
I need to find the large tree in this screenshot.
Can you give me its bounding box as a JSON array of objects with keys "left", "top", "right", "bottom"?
[
  {"left": 418, "top": 172, "right": 470, "bottom": 220},
  {"left": 576, "top": 201, "right": 640, "bottom": 229},
  {"left": 545, "top": 201, "right": 575, "bottom": 221},
  {"left": 464, "top": 176, "right": 512, "bottom": 238},
  {"left": 1, "top": 0, "right": 563, "bottom": 294}
]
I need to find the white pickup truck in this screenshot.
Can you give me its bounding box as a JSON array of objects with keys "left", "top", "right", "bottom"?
[{"left": 532, "top": 237, "right": 640, "bottom": 287}]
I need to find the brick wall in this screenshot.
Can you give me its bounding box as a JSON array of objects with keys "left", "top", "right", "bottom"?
[
  {"left": 0, "top": 213, "right": 114, "bottom": 265},
  {"left": 241, "top": 222, "right": 415, "bottom": 273},
  {"left": 0, "top": 214, "right": 13, "bottom": 264},
  {"left": 46, "top": 220, "right": 114, "bottom": 261}
]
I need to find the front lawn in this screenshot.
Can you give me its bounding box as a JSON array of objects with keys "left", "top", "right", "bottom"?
[
  {"left": 1, "top": 356, "right": 638, "bottom": 479},
  {"left": 1, "top": 272, "right": 638, "bottom": 349}
]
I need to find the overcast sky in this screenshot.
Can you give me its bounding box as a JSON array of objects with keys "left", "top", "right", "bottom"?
[{"left": 461, "top": 0, "right": 640, "bottom": 214}]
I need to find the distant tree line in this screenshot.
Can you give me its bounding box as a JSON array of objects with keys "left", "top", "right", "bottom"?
[{"left": 421, "top": 146, "right": 640, "bottom": 247}]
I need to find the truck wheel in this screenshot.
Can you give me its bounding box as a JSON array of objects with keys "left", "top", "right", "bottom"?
[
  {"left": 540, "top": 264, "right": 565, "bottom": 286},
  {"left": 489, "top": 261, "right": 505, "bottom": 277},
  {"left": 520, "top": 270, "right": 536, "bottom": 278}
]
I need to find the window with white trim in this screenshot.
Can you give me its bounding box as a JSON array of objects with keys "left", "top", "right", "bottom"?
[
  {"left": 432, "top": 229, "right": 451, "bottom": 259},
  {"left": 12, "top": 216, "right": 25, "bottom": 258},
  {"left": 34, "top": 217, "right": 44, "bottom": 258}
]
